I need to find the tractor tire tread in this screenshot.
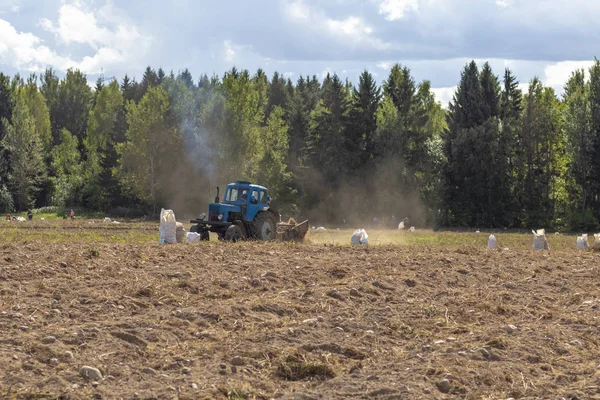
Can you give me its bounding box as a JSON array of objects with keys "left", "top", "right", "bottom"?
[{"left": 250, "top": 211, "right": 277, "bottom": 241}]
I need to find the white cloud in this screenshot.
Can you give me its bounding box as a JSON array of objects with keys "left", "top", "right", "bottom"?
[
  {"left": 223, "top": 40, "right": 236, "bottom": 62},
  {"left": 39, "top": 1, "right": 151, "bottom": 74},
  {"left": 543, "top": 60, "right": 595, "bottom": 88},
  {"left": 284, "top": 0, "right": 390, "bottom": 50},
  {"left": 431, "top": 86, "right": 456, "bottom": 107},
  {"left": 518, "top": 82, "right": 530, "bottom": 93},
  {"left": 287, "top": 0, "right": 310, "bottom": 20},
  {"left": 371, "top": 0, "right": 419, "bottom": 21},
  {"left": 40, "top": 3, "right": 110, "bottom": 49},
  {"left": 327, "top": 16, "right": 373, "bottom": 37},
  {"left": 0, "top": 18, "right": 75, "bottom": 71},
  {"left": 495, "top": 0, "right": 510, "bottom": 7}
]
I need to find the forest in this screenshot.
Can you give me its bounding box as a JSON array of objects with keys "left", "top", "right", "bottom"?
[{"left": 1, "top": 59, "right": 600, "bottom": 229}]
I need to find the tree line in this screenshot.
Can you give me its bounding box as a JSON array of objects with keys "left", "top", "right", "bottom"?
[{"left": 0, "top": 60, "right": 599, "bottom": 229}]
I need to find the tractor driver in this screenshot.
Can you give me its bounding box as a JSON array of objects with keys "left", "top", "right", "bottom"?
[{"left": 239, "top": 189, "right": 248, "bottom": 201}]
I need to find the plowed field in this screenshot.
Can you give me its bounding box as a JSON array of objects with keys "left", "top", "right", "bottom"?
[{"left": 0, "top": 222, "right": 599, "bottom": 399}]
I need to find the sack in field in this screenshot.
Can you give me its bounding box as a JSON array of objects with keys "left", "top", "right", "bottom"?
[
  {"left": 532, "top": 229, "right": 549, "bottom": 251},
  {"left": 176, "top": 222, "right": 186, "bottom": 244},
  {"left": 577, "top": 234, "right": 589, "bottom": 250},
  {"left": 488, "top": 234, "right": 497, "bottom": 249},
  {"left": 159, "top": 208, "right": 177, "bottom": 244},
  {"left": 351, "top": 229, "right": 369, "bottom": 245},
  {"left": 186, "top": 232, "right": 201, "bottom": 243}
]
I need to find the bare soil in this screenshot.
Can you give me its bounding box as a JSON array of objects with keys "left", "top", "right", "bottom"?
[{"left": 1, "top": 240, "right": 599, "bottom": 399}]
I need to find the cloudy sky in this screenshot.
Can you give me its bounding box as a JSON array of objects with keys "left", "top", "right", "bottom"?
[{"left": 0, "top": 0, "right": 598, "bottom": 105}]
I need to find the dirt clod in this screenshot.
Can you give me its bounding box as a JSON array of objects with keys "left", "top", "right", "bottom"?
[
  {"left": 437, "top": 379, "right": 451, "bottom": 393},
  {"left": 142, "top": 367, "right": 158, "bottom": 375},
  {"left": 110, "top": 331, "right": 147, "bottom": 348},
  {"left": 41, "top": 336, "right": 56, "bottom": 344},
  {"left": 231, "top": 357, "right": 245, "bottom": 366}
]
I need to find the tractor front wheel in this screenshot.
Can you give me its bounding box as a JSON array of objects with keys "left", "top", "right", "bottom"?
[
  {"left": 251, "top": 212, "right": 276, "bottom": 241},
  {"left": 224, "top": 224, "right": 243, "bottom": 242}
]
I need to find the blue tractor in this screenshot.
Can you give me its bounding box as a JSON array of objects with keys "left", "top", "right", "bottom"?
[{"left": 189, "top": 181, "right": 308, "bottom": 242}]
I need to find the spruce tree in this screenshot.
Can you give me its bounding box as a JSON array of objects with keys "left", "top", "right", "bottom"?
[
  {"left": 1, "top": 92, "right": 46, "bottom": 210},
  {"left": 383, "top": 64, "right": 415, "bottom": 119},
  {"left": 480, "top": 62, "right": 500, "bottom": 120},
  {"left": 267, "top": 71, "right": 289, "bottom": 118},
  {"left": 347, "top": 70, "right": 381, "bottom": 168}
]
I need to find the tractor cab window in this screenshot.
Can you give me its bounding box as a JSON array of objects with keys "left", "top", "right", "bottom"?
[
  {"left": 260, "top": 191, "right": 268, "bottom": 204},
  {"left": 226, "top": 188, "right": 238, "bottom": 202},
  {"left": 250, "top": 189, "right": 259, "bottom": 204},
  {"left": 226, "top": 187, "right": 249, "bottom": 202}
]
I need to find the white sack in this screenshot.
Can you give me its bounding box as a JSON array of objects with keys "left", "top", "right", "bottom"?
[
  {"left": 351, "top": 229, "right": 369, "bottom": 245},
  {"left": 577, "top": 234, "right": 589, "bottom": 250},
  {"left": 159, "top": 208, "right": 177, "bottom": 244},
  {"left": 186, "top": 232, "right": 201, "bottom": 243},
  {"left": 488, "top": 234, "right": 497, "bottom": 249},
  {"left": 532, "top": 229, "right": 549, "bottom": 251}
]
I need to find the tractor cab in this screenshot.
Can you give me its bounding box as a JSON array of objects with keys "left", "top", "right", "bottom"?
[
  {"left": 224, "top": 182, "right": 270, "bottom": 208},
  {"left": 205, "top": 181, "right": 271, "bottom": 224}
]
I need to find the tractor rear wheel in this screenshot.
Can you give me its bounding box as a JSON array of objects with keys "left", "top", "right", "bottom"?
[
  {"left": 251, "top": 212, "right": 276, "bottom": 241},
  {"left": 224, "top": 224, "right": 243, "bottom": 242},
  {"left": 232, "top": 221, "right": 247, "bottom": 239}
]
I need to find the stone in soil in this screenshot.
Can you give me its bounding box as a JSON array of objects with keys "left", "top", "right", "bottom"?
[
  {"left": 41, "top": 336, "right": 57, "bottom": 344},
  {"left": 436, "top": 379, "right": 451, "bottom": 393},
  {"left": 507, "top": 324, "right": 517, "bottom": 334},
  {"left": 80, "top": 366, "right": 103, "bottom": 380}
]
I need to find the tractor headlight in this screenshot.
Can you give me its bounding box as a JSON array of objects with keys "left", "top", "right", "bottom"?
[
  {"left": 199, "top": 213, "right": 206, "bottom": 220},
  {"left": 218, "top": 214, "right": 224, "bottom": 221}
]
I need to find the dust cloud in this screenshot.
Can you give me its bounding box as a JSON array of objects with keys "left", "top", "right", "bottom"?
[{"left": 155, "top": 117, "right": 434, "bottom": 227}]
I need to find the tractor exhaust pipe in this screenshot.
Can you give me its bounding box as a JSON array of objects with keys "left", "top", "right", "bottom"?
[{"left": 215, "top": 186, "right": 220, "bottom": 203}]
